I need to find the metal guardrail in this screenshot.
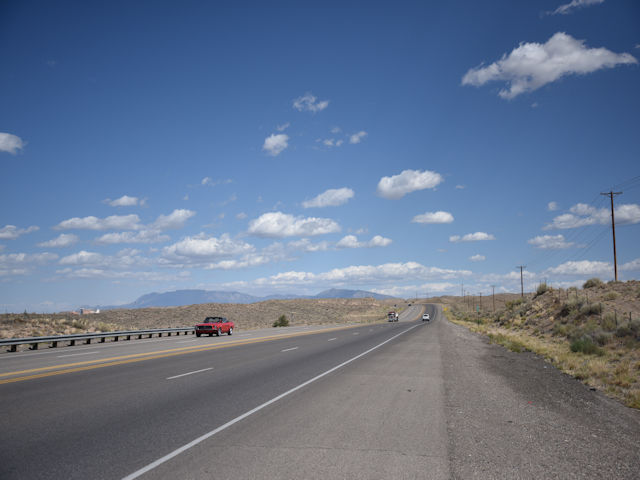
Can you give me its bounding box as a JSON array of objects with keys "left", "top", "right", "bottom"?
[{"left": 1, "top": 327, "right": 195, "bottom": 352}]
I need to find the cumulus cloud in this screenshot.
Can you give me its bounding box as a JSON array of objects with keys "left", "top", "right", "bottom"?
[
  {"left": 0, "top": 133, "right": 25, "bottom": 154},
  {"left": 550, "top": 0, "right": 604, "bottom": 15},
  {"left": 0, "top": 225, "right": 39, "bottom": 240},
  {"left": 1, "top": 252, "right": 58, "bottom": 267},
  {"left": 462, "top": 32, "right": 637, "bottom": 99},
  {"left": 105, "top": 195, "right": 142, "bottom": 207},
  {"left": 528, "top": 234, "right": 574, "bottom": 249},
  {"left": 548, "top": 201, "right": 559, "bottom": 211},
  {"left": 276, "top": 122, "right": 290, "bottom": 132},
  {"left": 336, "top": 235, "right": 392, "bottom": 249},
  {"left": 621, "top": 258, "right": 640, "bottom": 271},
  {"left": 412, "top": 211, "right": 454, "bottom": 224},
  {"left": 55, "top": 214, "right": 142, "bottom": 231},
  {"left": 470, "top": 254, "right": 486, "bottom": 262},
  {"left": 377, "top": 169, "right": 444, "bottom": 199},
  {"left": 38, "top": 234, "right": 78, "bottom": 248},
  {"left": 263, "top": 134, "right": 289, "bottom": 156},
  {"left": 321, "top": 138, "right": 344, "bottom": 148},
  {"left": 293, "top": 93, "right": 329, "bottom": 113},
  {"left": 545, "top": 203, "right": 640, "bottom": 229},
  {"left": 287, "top": 238, "right": 330, "bottom": 253},
  {"left": 163, "top": 233, "right": 254, "bottom": 260},
  {"left": 152, "top": 209, "right": 195, "bottom": 230},
  {"left": 59, "top": 250, "right": 104, "bottom": 266},
  {"left": 248, "top": 212, "right": 340, "bottom": 238},
  {"left": 449, "top": 232, "right": 495, "bottom": 243},
  {"left": 545, "top": 260, "right": 611, "bottom": 276},
  {"left": 349, "top": 131, "right": 367, "bottom": 144},
  {"left": 95, "top": 230, "right": 170, "bottom": 245},
  {"left": 251, "top": 261, "right": 472, "bottom": 289},
  {"left": 303, "top": 188, "right": 355, "bottom": 208}
]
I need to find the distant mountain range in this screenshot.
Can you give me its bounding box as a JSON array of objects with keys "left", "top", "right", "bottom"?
[{"left": 95, "top": 288, "right": 396, "bottom": 310}]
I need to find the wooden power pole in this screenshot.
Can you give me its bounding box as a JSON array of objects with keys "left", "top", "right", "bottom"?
[
  {"left": 601, "top": 191, "right": 622, "bottom": 282},
  {"left": 516, "top": 266, "right": 526, "bottom": 297}
]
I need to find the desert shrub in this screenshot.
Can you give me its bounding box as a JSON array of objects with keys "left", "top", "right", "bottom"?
[
  {"left": 616, "top": 324, "right": 633, "bottom": 338},
  {"left": 570, "top": 335, "right": 603, "bottom": 355},
  {"left": 602, "top": 292, "right": 619, "bottom": 301},
  {"left": 535, "top": 283, "right": 549, "bottom": 297},
  {"left": 601, "top": 313, "right": 617, "bottom": 331},
  {"left": 505, "top": 298, "right": 525, "bottom": 311},
  {"left": 583, "top": 278, "right": 603, "bottom": 289},
  {"left": 579, "top": 303, "right": 602, "bottom": 317},
  {"left": 593, "top": 331, "right": 613, "bottom": 346},
  {"left": 273, "top": 315, "right": 289, "bottom": 327}
]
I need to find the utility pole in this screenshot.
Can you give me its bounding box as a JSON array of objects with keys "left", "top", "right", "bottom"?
[
  {"left": 479, "top": 292, "right": 482, "bottom": 311},
  {"left": 491, "top": 285, "right": 496, "bottom": 311},
  {"left": 516, "top": 266, "right": 526, "bottom": 297},
  {"left": 601, "top": 191, "right": 622, "bottom": 281}
]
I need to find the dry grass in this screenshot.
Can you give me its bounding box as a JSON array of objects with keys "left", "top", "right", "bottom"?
[{"left": 445, "top": 280, "right": 640, "bottom": 409}]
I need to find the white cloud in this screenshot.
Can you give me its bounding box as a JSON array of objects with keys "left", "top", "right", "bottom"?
[
  {"left": 621, "top": 258, "right": 640, "bottom": 271},
  {"left": 276, "top": 122, "right": 290, "bottom": 132},
  {"left": 470, "top": 254, "right": 486, "bottom": 262},
  {"left": 262, "top": 134, "right": 289, "bottom": 156},
  {"left": 321, "top": 138, "right": 344, "bottom": 148},
  {"left": 201, "top": 177, "right": 232, "bottom": 187},
  {"left": 548, "top": 201, "right": 559, "bottom": 211},
  {"left": 38, "top": 234, "right": 78, "bottom": 248},
  {"left": 374, "top": 282, "right": 457, "bottom": 297},
  {"left": 152, "top": 209, "right": 196, "bottom": 230},
  {"left": 95, "top": 230, "right": 170, "bottom": 245},
  {"left": 201, "top": 177, "right": 212, "bottom": 186},
  {"left": 528, "top": 234, "right": 574, "bottom": 249},
  {"left": 336, "top": 235, "right": 392, "bottom": 249},
  {"left": 0, "top": 133, "right": 25, "bottom": 154},
  {"left": 330, "top": 126, "right": 341, "bottom": 134},
  {"left": 449, "top": 232, "right": 495, "bottom": 243},
  {"left": 455, "top": 185, "right": 465, "bottom": 190},
  {"left": 349, "top": 131, "right": 367, "bottom": 144},
  {"left": 292, "top": 93, "right": 329, "bottom": 113},
  {"left": 55, "top": 214, "right": 142, "bottom": 231},
  {"left": 248, "top": 212, "right": 340, "bottom": 238},
  {"left": 287, "top": 238, "right": 330, "bottom": 253},
  {"left": 236, "top": 212, "right": 248, "bottom": 220},
  {"left": 163, "top": 233, "right": 254, "bottom": 260},
  {"left": 0, "top": 225, "right": 39, "bottom": 240},
  {"left": 377, "top": 169, "right": 444, "bottom": 199},
  {"left": 550, "top": 0, "right": 604, "bottom": 15},
  {"left": 462, "top": 32, "right": 637, "bottom": 99},
  {"left": 303, "top": 187, "right": 355, "bottom": 208},
  {"left": 1, "top": 252, "right": 58, "bottom": 267},
  {"left": 105, "top": 195, "right": 141, "bottom": 207},
  {"left": 545, "top": 203, "right": 640, "bottom": 229},
  {"left": 546, "top": 260, "right": 611, "bottom": 276},
  {"left": 412, "top": 211, "right": 454, "bottom": 224},
  {"left": 59, "top": 250, "right": 104, "bottom": 266},
  {"left": 251, "top": 261, "right": 472, "bottom": 289}
]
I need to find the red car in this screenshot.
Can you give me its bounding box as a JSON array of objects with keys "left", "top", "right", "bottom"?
[{"left": 195, "top": 317, "right": 234, "bottom": 337}]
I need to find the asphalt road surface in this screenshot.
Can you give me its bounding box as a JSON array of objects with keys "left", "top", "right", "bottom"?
[{"left": 1, "top": 304, "right": 639, "bottom": 479}]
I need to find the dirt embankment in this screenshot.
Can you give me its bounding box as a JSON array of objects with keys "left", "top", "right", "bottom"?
[
  {"left": 0, "top": 297, "right": 405, "bottom": 340},
  {"left": 446, "top": 279, "right": 640, "bottom": 408}
]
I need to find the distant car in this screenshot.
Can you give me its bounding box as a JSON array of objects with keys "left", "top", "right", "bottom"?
[
  {"left": 422, "top": 313, "right": 430, "bottom": 321},
  {"left": 195, "top": 317, "right": 234, "bottom": 337},
  {"left": 388, "top": 311, "right": 399, "bottom": 322}
]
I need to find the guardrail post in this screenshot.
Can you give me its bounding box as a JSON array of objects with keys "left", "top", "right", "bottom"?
[
  {"left": 85, "top": 339, "right": 91, "bottom": 344},
  {"left": 126, "top": 335, "right": 131, "bottom": 341},
  {"left": 9, "top": 345, "right": 17, "bottom": 352},
  {"left": 69, "top": 340, "right": 76, "bottom": 346},
  {"left": 101, "top": 337, "right": 106, "bottom": 343},
  {"left": 158, "top": 332, "right": 162, "bottom": 337},
  {"left": 50, "top": 341, "right": 58, "bottom": 348},
  {"left": 30, "top": 343, "right": 38, "bottom": 350},
  {"left": 113, "top": 336, "right": 119, "bottom": 342}
]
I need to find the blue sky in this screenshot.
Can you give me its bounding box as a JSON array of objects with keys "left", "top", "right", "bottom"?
[{"left": 1, "top": 0, "right": 639, "bottom": 312}]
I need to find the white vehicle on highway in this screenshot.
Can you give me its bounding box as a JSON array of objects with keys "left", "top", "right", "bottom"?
[{"left": 422, "top": 313, "right": 430, "bottom": 321}]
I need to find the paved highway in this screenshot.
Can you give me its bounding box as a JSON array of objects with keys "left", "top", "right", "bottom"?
[{"left": 1, "top": 304, "right": 639, "bottom": 479}]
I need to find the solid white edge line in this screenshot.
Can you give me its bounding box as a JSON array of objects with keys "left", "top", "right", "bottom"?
[
  {"left": 166, "top": 367, "right": 213, "bottom": 380},
  {"left": 122, "top": 323, "right": 421, "bottom": 480},
  {"left": 281, "top": 347, "right": 299, "bottom": 352},
  {"left": 327, "top": 338, "right": 337, "bottom": 341}
]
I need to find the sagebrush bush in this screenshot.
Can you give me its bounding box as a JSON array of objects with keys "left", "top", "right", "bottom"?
[
  {"left": 273, "top": 315, "right": 289, "bottom": 327},
  {"left": 570, "top": 335, "right": 603, "bottom": 355},
  {"left": 602, "top": 292, "right": 619, "bottom": 301},
  {"left": 535, "top": 283, "right": 549, "bottom": 297},
  {"left": 579, "top": 303, "right": 602, "bottom": 317},
  {"left": 602, "top": 313, "right": 617, "bottom": 331},
  {"left": 583, "top": 278, "right": 603, "bottom": 289}
]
